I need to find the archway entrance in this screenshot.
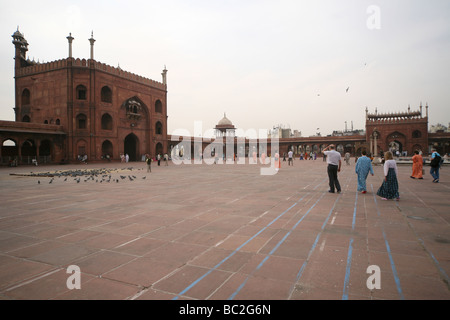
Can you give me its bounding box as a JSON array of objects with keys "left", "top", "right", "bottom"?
[
  {"left": 39, "top": 140, "right": 52, "bottom": 157},
  {"left": 124, "top": 134, "right": 139, "bottom": 161},
  {"left": 102, "top": 140, "right": 113, "bottom": 159},
  {"left": 155, "top": 142, "right": 163, "bottom": 157},
  {"left": 22, "top": 139, "right": 36, "bottom": 156},
  {"left": 388, "top": 140, "right": 403, "bottom": 155}
]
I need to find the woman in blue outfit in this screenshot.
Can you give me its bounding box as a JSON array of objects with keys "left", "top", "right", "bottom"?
[
  {"left": 377, "top": 151, "right": 400, "bottom": 200},
  {"left": 355, "top": 150, "right": 374, "bottom": 194}
]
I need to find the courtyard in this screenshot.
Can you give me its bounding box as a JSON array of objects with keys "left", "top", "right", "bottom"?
[{"left": 0, "top": 158, "right": 449, "bottom": 300}]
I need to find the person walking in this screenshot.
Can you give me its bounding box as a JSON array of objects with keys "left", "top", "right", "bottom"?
[
  {"left": 145, "top": 154, "right": 152, "bottom": 173},
  {"left": 323, "top": 144, "right": 342, "bottom": 193},
  {"left": 377, "top": 151, "right": 400, "bottom": 200},
  {"left": 288, "top": 150, "right": 293, "bottom": 166},
  {"left": 355, "top": 150, "right": 374, "bottom": 194},
  {"left": 274, "top": 152, "right": 281, "bottom": 172},
  {"left": 345, "top": 152, "right": 351, "bottom": 165},
  {"left": 430, "top": 148, "right": 442, "bottom": 183},
  {"left": 410, "top": 150, "right": 423, "bottom": 179}
]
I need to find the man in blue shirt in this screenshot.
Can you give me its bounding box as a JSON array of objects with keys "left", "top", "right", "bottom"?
[{"left": 430, "top": 148, "right": 442, "bottom": 183}]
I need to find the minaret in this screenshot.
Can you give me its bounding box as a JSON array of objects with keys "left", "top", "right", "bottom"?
[
  {"left": 12, "top": 27, "right": 28, "bottom": 69},
  {"left": 88, "top": 31, "right": 95, "bottom": 60},
  {"left": 162, "top": 65, "right": 168, "bottom": 85},
  {"left": 66, "top": 33, "right": 74, "bottom": 58}
]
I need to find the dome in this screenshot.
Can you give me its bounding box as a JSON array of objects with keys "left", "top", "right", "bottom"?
[
  {"left": 215, "top": 113, "right": 236, "bottom": 137},
  {"left": 12, "top": 30, "right": 23, "bottom": 38},
  {"left": 218, "top": 114, "right": 233, "bottom": 126}
]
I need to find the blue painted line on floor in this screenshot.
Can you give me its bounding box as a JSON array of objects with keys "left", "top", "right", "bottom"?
[
  {"left": 227, "top": 191, "right": 326, "bottom": 300},
  {"left": 393, "top": 201, "right": 450, "bottom": 285},
  {"left": 342, "top": 191, "right": 358, "bottom": 300},
  {"left": 172, "top": 187, "right": 318, "bottom": 300},
  {"left": 292, "top": 194, "right": 341, "bottom": 285},
  {"left": 370, "top": 184, "right": 405, "bottom": 300}
]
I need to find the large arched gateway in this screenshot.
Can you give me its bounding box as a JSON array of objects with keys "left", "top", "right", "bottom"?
[{"left": 124, "top": 133, "right": 139, "bottom": 161}]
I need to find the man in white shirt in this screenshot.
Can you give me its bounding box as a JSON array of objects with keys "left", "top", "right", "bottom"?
[
  {"left": 288, "top": 150, "right": 293, "bottom": 166},
  {"left": 323, "top": 144, "right": 342, "bottom": 193}
]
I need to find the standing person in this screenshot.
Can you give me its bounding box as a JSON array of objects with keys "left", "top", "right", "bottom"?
[
  {"left": 410, "top": 150, "right": 423, "bottom": 179},
  {"left": 345, "top": 152, "right": 351, "bottom": 165},
  {"left": 288, "top": 150, "right": 293, "bottom": 166},
  {"left": 125, "top": 153, "right": 129, "bottom": 163},
  {"left": 323, "top": 144, "right": 342, "bottom": 194},
  {"left": 429, "top": 148, "right": 442, "bottom": 183},
  {"left": 145, "top": 154, "right": 152, "bottom": 173},
  {"left": 157, "top": 153, "right": 161, "bottom": 166},
  {"left": 274, "top": 152, "right": 280, "bottom": 172},
  {"left": 377, "top": 151, "right": 400, "bottom": 200},
  {"left": 164, "top": 153, "right": 169, "bottom": 166},
  {"left": 355, "top": 150, "right": 374, "bottom": 194}
]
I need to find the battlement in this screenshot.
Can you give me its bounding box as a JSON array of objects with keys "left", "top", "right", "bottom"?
[
  {"left": 15, "top": 59, "right": 68, "bottom": 77},
  {"left": 93, "top": 60, "right": 167, "bottom": 90},
  {"left": 366, "top": 115, "right": 427, "bottom": 124},
  {"left": 366, "top": 106, "right": 428, "bottom": 123},
  {"left": 15, "top": 58, "right": 166, "bottom": 91}
]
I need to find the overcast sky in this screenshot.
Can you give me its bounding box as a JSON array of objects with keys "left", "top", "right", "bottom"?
[{"left": 0, "top": 0, "right": 449, "bottom": 137}]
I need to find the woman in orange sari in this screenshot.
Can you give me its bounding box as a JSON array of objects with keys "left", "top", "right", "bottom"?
[{"left": 411, "top": 150, "right": 423, "bottom": 179}]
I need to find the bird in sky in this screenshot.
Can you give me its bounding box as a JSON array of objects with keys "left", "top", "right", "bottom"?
[{"left": 346, "top": 87, "right": 350, "bottom": 93}]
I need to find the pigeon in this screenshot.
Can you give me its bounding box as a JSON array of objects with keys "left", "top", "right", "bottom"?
[
  {"left": 346, "top": 87, "right": 350, "bottom": 93},
  {"left": 38, "top": 180, "right": 40, "bottom": 184}
]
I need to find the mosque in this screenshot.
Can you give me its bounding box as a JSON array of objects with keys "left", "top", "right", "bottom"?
[{"left": 1, "top": 29, "right": 448, "bottom": 166}]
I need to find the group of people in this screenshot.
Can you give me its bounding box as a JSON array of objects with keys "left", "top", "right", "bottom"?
[
  {"left": 120, "top": 153, "right": 130, "bottom": 163},
  {"left": 323, "top": 144, "right": 444, "bottom": 201},
  {"left": 77, "top": 154, "right": 88, "bottom": 164},
  {"left": 144, "top": 153, "right": 169, "bottom": 172},
  {"left": 297, "top": 152, "right": 317, "bottom": 160}
]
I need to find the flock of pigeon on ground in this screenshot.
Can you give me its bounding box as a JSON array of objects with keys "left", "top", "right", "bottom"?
[{"left": 12, "top": 167, "right": 148, "bottom": 185}]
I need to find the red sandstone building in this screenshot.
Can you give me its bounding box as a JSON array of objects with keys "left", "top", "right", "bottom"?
[
  {"left": 1, "top": 29, "right": 448, "bottom": 166},
  {"left": 1, "top": 29, "right": 168, "bottom": 164}
]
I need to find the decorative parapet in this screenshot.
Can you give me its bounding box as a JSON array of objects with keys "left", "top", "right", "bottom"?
[
  {"left": 15, "top": 58, "right": 166, "bottom": 91},
  {"left": 93, "top": 61, "right": 166, "bottom": 90},
  {"left": 15, "top": 59, "right": 68, "bottom": 77},
  {"left": 366, "top": 106, "right": 427, "bottom": 123}
]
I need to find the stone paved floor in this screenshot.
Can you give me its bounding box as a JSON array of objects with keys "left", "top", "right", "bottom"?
[{"left": 0, "top": 158, "right": 449, "bottom": 300}]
